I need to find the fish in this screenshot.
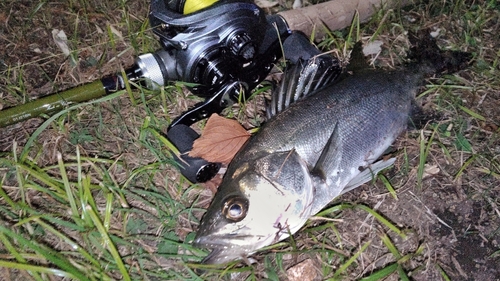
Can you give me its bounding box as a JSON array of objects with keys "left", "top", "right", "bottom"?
[{"left": 193, "top": 31, "right": 470, "bottom": 265}]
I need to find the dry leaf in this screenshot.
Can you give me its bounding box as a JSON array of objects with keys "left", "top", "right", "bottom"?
[
  {"left": 108, "top": 24, "right": 124, "bottom": 41},
  {"left": 362, "top": 40, "right": 383, "bottom": 56},
  {"left": 52, "top": 29, "right": 70, "bottom": 57},
  {"left": 255, "top": 0, "right": 278, "bottom": 8},
  {"left": 423, "top": 163, "right": 440, "bottom": 178},
  {"left": 189, "top": 114, "right": 250, "bottom": 164}
]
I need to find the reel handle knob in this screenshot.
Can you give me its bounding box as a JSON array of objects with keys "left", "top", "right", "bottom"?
[{"left": 166, "top": 124, "right": 220, "bottom": 183}]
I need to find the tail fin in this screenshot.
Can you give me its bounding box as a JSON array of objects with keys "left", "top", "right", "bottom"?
[{"left": 407, "top": 30, "right": 471, "bottom": 75}]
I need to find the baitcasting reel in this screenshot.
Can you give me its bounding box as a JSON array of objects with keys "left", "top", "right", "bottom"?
[
  {"left": 136, "top": 0, "right": 332, "bottom": 183},
  {"left": 134, "top": 0, "right": 291, "bottom": 183}
]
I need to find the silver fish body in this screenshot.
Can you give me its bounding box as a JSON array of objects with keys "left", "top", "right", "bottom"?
[
  {"left": 193, "top": 36, "right": 469, "bottom": 265},
  {"left": 194, "top": 66, "right": 416, "bottom": 264}
]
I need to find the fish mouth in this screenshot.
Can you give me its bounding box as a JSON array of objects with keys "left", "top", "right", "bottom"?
[
  {"left": 193, "top": 234, "right": 259, "bottom": 265},
  {"left": 200, "top": 248, "right": 231, "bottom": 265}
]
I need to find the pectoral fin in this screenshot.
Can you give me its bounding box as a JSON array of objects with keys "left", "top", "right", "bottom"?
[
  {"left": 311, "top": 122, "right": 342, "bottom": 181},
  {"left": 340, "top": 158, "right": 396, "bottom": 195}
]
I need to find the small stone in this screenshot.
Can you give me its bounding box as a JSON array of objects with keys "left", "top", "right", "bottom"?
[{"left": 286, "top": 259, "right": 318, "bottom": 281}]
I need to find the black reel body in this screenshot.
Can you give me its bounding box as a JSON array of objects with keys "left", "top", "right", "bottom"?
[{"left": 147, "top": 0, "right": 290, "bottom": 105}]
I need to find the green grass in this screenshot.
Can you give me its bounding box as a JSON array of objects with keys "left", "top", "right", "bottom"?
[{"left": 1, "top": 0, "right": 499, "bottom": 280}]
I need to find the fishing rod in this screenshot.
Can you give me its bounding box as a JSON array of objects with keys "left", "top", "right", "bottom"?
[{"left": 0, "top": 0, "right": 409, "bottom": 182}]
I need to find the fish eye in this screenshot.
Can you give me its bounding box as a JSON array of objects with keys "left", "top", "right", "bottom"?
[{"left": 222, "top": 197, "right": 248, "bottom": 222}]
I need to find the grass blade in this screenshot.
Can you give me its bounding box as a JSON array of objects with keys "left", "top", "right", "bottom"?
[
  {"left": 359, "top": 263, "right": 398, "bottom": 281},
  {"left": 0, "top": 233, "right": 44, "bottom": 281},
  {"left": 458, "top": 105, "right": 486, "bottom": 121},
  {"left": 380, "top": 233, "right": 401, "bottom": 259},
  {"left": 417, "top": 128, "right": 437, "bottom": 188},
  {"left": 0, "top": 225, "right": 88, "bottom": 280},
  {"left": 0, "top": 260, "right": 76, "bottom": 279},
  {"left": 19, "top": 91, "right": 125, "bottom": 160},
  {"left": 85, "top": 205, "right": 131, "bottom": 281},
  {"left": 332, "top": 240, "right": 371, "bottom": 278},
  {"left": 57, "top": 152, "right": 80, "bottom": 222},
  {"left": 378, "top": 174, "right": 397, "bottom": 200},
  {"left": 355, "top": 205, "right": 406, "bottom": 238},
  {"left": 436, "top": 263, "right": 451, "bottom": 281}
]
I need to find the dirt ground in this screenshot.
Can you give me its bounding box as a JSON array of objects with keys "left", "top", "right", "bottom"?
[{"left": 0, "top": 0, "right": 499, "bottom": 280}]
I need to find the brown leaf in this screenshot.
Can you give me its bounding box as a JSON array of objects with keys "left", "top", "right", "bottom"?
[{"left": 189, "top": 114, "right": 250, "bottom": 164}]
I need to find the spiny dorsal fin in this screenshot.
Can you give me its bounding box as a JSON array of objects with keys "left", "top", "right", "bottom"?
[{"left": 266, "top": 54, "right": 341, "bottom": 118}]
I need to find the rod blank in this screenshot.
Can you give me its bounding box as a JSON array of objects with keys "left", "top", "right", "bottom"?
[{"left": 0, "top": 80, "right": 107, "bottom": 128}]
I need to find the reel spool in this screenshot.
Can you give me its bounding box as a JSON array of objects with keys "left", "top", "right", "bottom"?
[{"left": 166, "top": 0, "right": 219, "bottom": 14}]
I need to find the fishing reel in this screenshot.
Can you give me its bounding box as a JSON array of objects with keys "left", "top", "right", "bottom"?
[
  {"left": 131, "top": 0, "right": 339, "bottom": 183},
  {"left": 133, "top": 0, "right": 293, "bottom": 183}
]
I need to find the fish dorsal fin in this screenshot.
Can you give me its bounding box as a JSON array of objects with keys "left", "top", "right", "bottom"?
[
  {"left": 266, "top": 55, "right": 340, "bottom": 118},
  {"left": 340, "top": 158, "right": 396, "bottom": 195},
  {"left": 311, "top": 122, "right": 342, "bottom": 180},
  {"left": 346, "top": 41, "right": 371, "bottom": 72}
]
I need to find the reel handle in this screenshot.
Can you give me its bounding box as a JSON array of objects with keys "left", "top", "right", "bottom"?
[{"left": 166, "top": 124, "right": 221, "bottom": 183}]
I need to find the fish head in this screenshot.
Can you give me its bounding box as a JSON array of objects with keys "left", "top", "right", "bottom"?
[{"left": 194, "top": 150, "right": 315, "bottom": 264}]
